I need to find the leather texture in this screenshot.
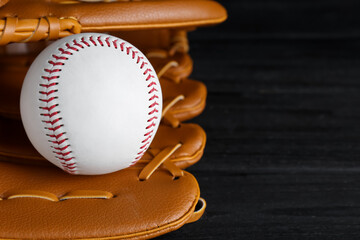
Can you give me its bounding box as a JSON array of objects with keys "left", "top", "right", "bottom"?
[
  {"left": 0, "top": 161, "right": 201, "bottom": 239},
  {"left": 0, "top": 0, "right": 227, "bottom": 44},
  {"left": 0, "top": 0, "right": 8, "bottom": 8},
  {"left": 162, "top": 78, "right": 207, "bottom": 125}
]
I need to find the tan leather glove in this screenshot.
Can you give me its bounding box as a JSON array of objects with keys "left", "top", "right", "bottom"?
[{"left": 0, "top": 0, "right": 226, "bottom": 239}]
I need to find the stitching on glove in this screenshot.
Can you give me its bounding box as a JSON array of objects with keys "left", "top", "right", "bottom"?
[
  {"left": 162, "top": 95, "right": 185, "bottom": 128},
  {"left": 157, "top": 61, "right": 179, "bottom": 79},
  {"left": 39, "top": 34, "right": 160, "bottom": 174},
  {"left": 139, "top": 143, "right": 182, "bottom": 181},
  {"left": 169, "top": 30, "right": 189, "bottom": 55},
  {"left": 2, "top": 190, "right": 113, "bottom": 202}
]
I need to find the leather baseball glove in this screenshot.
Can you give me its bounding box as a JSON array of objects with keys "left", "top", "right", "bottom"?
[{"left": 0, "top": 0, "right": 226, "bottom": 239}]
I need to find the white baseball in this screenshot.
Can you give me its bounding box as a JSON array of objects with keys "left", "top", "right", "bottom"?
[{"left": 20, "top": 33, "right": 162, "bottom": 175}]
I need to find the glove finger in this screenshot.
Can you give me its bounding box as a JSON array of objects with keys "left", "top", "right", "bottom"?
[{"left": 162, "top": 78, "right": 207, "bottom": 126}]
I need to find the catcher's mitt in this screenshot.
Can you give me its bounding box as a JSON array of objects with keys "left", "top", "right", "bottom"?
[{"left": 0, "top": 0, "right": 226, "bottom": 239}]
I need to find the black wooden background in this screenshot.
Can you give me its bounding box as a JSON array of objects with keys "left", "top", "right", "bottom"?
[{"left": 159, "top": 1, "right": 360, "bottom": 239}]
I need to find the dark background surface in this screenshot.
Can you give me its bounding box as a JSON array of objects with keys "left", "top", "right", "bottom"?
[{"left": 159, "top": 0, "right": 360, "bottom": 239}]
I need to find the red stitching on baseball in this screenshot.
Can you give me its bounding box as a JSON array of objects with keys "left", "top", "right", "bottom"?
[
  {"left": 146, "top": 74, "right": 154, "bottom": 81},
  {"left": 57, "top": 157, "right": 74, "bottom": 162},
  {"left": 140, "top": 142, "right": 150, "bottom": 149},
  {"left": 73, "top": 40, "right": 84, "bottom": 49},
  {"left": 42, "top": 76, "right": 59, "bottom": 81},
  {"left": 140, "top": 61, "right": 147, "bottom": 69},
  {"left": 39, "top": 90, "right": 57, "bottom": 96},
  {"left": 148, "top": 109, "right": 159, "bottom": 115},
  {"left": 39, "top": 35, "right": 160, "bottom": 172},
  {"left": 112, "top": 39, "right": 118, "bottom": 49},
  {"left": 144, "top": 130, "right": 154, "bottom": 136},
  {"left": 148, "top": 87, "right": 158, "bottom": 94},
  {"left": 120, "top": 42, "right": 125, "bottom": 51},
  {"left": 147, "top": 81, "right": 157, "bottom": 87},
  {"left": 137, "top": 150, "right": 146, "bottom": 155},
  {"left": 46, "top": 125, "right": 62, "bottom": 131},
  {"left": 45, "top": 69, "right": 61, "bottom": 74},
  {"left": 41, "top": 111, "right": 60, "bottom": 117},
  {"left": 49, "top": 139, "right": 67, "bottom": 145},
  {"left": 40, "top": 83, "right": 58, "bottom": 88},
  {"left": 54, "top": 151, "right": 71, "bottom": 156},
  {"left": 52, "top": 55, "right": 68, "bottom": 60},
  {"left": 132, "top": 50, "right": 138, "bottom": 59},
  {"left": 64, "top": 163, "right": 75, "bottom": 167},
  {"left": 143, "top": 68, "right": 152, "bottom": 75},
  {"left": 62, "top": 164, "right": 75, "bottom": 169},
  {"left": 48, "top": 61, "right": 64, "bottom": 66},
  {"left": 58, "top": 48, "right": 72, "bottom": 55},
  {"left": 147, "top": 116, "right": 158, "bottom": 122},
  {"left": 141, "top": 135, "right": 152, "bottom": 143},
  {"left": 146, "top": 122, "right": 156, "bottom": 129},
  {"left": 105, "top": 37, "right": 111, "bottom": 47},
  {"left": 39, "top": 97, "right": 57, "bottom": 103},
  {"left": 81, "top": 37, "right": 90, "bottom": 47},
  {"left": 66, "top": 43, "right": 78, "bottom": 51},
  {"left": 89, "top": 36, "right": 97, "bottom": 46},
  {"left": 137, "top": 56, "right": 143, "bottom": 64},
  {"left": 149, "top": 95, "right": 159, "bottom": 101},
  {"left": 53, "top": 145, "right": 70, "bottom": 151},
  {"left": 97, "top": 36, "right": 104, "bottom": 46},
  {"left": 148, "top": 102, "right": 159, "bottom": 108},
  {"left": 40, "top": 104, "right": 58, "bottom": 111},
  {"left": 126, "top": 46, "right": 132, "bottom": 55},
  {"left": 43, "top": 118, "right": 61, "bottom": 125},
  {"left": 47, "top": 132, "right": 65, "bottom": 139}
]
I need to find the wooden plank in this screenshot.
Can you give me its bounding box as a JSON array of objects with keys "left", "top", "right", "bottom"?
[{"left": 171, "top": 1, "right": 360, "bottom": 238}]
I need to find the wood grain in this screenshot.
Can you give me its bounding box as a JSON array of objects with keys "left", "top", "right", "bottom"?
[{"left": 159, "top": 0, "right": 360, "bottom": 239}]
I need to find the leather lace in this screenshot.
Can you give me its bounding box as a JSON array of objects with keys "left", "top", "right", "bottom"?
[
  {"left": 162, "top": 95, "right": 185, "bottom": 128},
  {"left": 0, "top": 17, "right": 81, "bottom": 45},
  {"left": 139, "top": 143, "right": 183, "bottom": 181}
]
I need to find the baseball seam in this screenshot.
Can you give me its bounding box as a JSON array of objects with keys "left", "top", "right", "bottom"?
[{"left": 39, "top": 35, "right": 160, "bottom": 174}]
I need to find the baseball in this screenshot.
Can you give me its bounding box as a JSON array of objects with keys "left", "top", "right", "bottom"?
[{"left": 20, "top": 33, "right": 162, "bottom": 175}]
